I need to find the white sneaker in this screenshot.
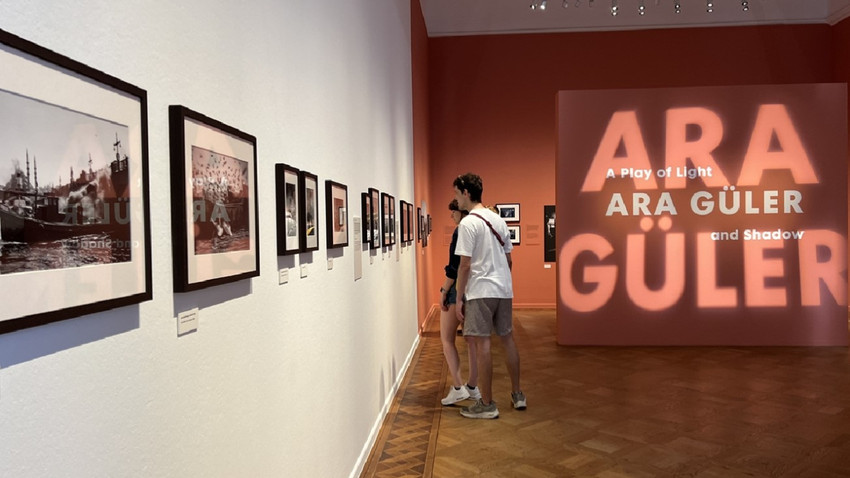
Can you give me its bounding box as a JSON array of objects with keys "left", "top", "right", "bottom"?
[
  {"left": 465, "top": 384, "right": 481, "bottom": 401},
  {"left": 441, "top": 386, "right": 470, "bottom": 405}
]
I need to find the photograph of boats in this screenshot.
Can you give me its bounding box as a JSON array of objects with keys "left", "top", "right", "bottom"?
[
  {"left": 190, "top": 146, "right": 249, "bottom": 255},
  {"left": 0, "top": 89, "right": 133, "bottom": 275}
]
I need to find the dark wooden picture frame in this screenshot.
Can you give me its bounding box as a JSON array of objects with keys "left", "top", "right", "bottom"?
[
  {"left": 0, "top": 28, "right": 152, "bottom": 333},
  {"left": 275, "top": 163, "right": 301, "bottom": 256},
  {"left": 381, "top": 192, "right": 392, "bottom": 247},
  {"left": 369, "top": 188, "right": 381, "bottom": 249},
  {"left": 300, "top": 170, "right": 319, "bottom": 252},
  {"left": 507, "top": 225, "right": 521, "bottom": 245},
  {"left": 169, "top": 105, "right": 259, "bottom": 292},
  {"left": 325, "top": 180, "right": 348, "bottom": 248},
  {"left": 361, "top": 192, "right": 371, "bottom": 246},
  {"left": 399, "top": 200, "right": 410, "bottom": 244}
]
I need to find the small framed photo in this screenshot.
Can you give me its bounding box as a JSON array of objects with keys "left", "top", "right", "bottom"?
[
  {"left": 381, "top": 192, "right": 392, "bottom": 247},
  {"left": 507, "top": 225, "right": 521, "bottom": 245},
  {"left": 495, "top": 203, "right": 520, "bottom": 222},
  {"left": 361, "top": 192, "right": 371, "bottom": 244},
  {"left": 405, "top": 202, "right": 414, "bottom": 243},
  {"left": 390, "top": 196, "right": 397, "bottom": 245},
  {"left": 300, "top": 171, "right": 319, "bottom": 252},
  {"left": 399, "top": 200, "right": 410, "bottom": 243},
  {"left": 275, "top": 163, "right": 301, "bottom": 255},
  {"left": 0, "top": 29, "right": 152, "bottom": 333},
  {"left": 417, "top": 207, "right": 422, "bottom": 242},
  {"left": 325, "top": 180, "right": 348, "bottom": 248},
  {"left": 369, "top": 188, "right": 381, "bottom": 249},
  {"left": 169, "top": 105, "right": 259, "bottom": 293}
]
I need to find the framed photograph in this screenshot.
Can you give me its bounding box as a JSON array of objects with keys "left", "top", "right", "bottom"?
[
  {"left": 300, "top": 170, "right": 319, "bottom": 252},
  {"left": 169, "top": 105, "right": 258, "bottom": 292},
  {"left": 507, "top": 225, "right": 521, "bottom": 245},
  {"left": 406, "top": 202, "right": 414, "bottom": 242},
  {"left": 417, "top": 207, "right": 422, "bottom": 242},
  {"left": 399, "top": 200, "right": 409, "bottom": 243},
  {"left": 361, "top": 192, "right": 371, "bottom": 244},
  {"left": 495, "top": 203, "right": 520, "bottom": 222},
  {"left": 381, "top": 192, "right": 391, "bottom": 247},
  {"left": 389, "top": 195, "right": 397, "bottom": 245},
  {"left": 544, "top": 205, "right": 556, "bottom": 262},
  {"left": 275, "top": 163, "right": 300, "bottom": 255},
  {"left": 369, "top": 188, "right": 381, "bottom": 249},
  {"left": 325, "top": 180, "right": 348, "bottom": 248},
  {"left": 0, "top": 29, "right": 152, "bottom": 334}
]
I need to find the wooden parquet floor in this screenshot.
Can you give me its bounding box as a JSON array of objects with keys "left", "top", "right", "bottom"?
[{"left": 363, "top": 309, "right": 850, "bottom": 477}]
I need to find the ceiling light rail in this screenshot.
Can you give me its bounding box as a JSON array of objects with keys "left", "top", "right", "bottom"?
[{"left": 530, "top": 0, "right": 753, "bottom": 14}]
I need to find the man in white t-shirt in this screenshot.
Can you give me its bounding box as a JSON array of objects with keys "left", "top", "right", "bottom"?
[{"left": 453, "top": 173, "right": 526, "bottom": 419}]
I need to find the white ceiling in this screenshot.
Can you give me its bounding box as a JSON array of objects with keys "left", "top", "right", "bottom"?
[{"left": 420, "top": 0, "right": 850, "bottom": 37}]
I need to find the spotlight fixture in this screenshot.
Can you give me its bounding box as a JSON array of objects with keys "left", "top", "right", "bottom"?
[
  {"left": 674, "top": 0, "right": 681, "bottom": 13},
  {"left": 611, "top": 0, "right": 618, "bottom": 16},
  {"left": 638, "top": 0, "right": 646, "bottom": 15},
  {"left": 742, "top": 1, "right": 749, "bottom": 11},
  {"left": 589, "top": 0, "right": 595, "bottom": 8},
  {"left": 562, "top": 0, "right": 569, "bottom": 7},
  {"left": 540, "top": 0, "right": 547, "bottom": 10},
  {"left": 706, "top": 0, "right": 713, "bottom": 13}
]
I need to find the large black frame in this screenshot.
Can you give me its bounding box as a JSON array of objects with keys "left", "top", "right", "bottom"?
[
  {"left": 169, "top": 105, "right": 259, "bottom": 292},
  {"left": 300, "top": 170, "right": 319, "bottom": 252},
  {"left": 0, "top": 28, "right": 152, "bottom": 334}
]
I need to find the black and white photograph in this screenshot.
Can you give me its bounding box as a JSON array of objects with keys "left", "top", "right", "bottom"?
[
  {"left": 544, "top": 204, "right": 555, "bottom": 262},
  {"left": 169, "top": 105, "right": 259, "bottom": 292},
  {"left": 191, "top": 146, "right": 250, "bottom": 254},
  {"left": 0, "top": 92, "right": 133, "bottom": 272},
  {"left": 0, "top": 28, "right": 152, "bottom": 333},
  {"left": 275, "top": 163, "right": 300, "bottom": 255},
  {"left": 300, "top": 170, "right": 319, "bottom": 252},
  {"left": 508, "top": 225, "right": 521, "bottom": 245},
  {"left": 381, "top": 192, "right": 391, "bottom": 247},
  {"left": 495, "top": 203, "right": 520, "bottom": 222}
]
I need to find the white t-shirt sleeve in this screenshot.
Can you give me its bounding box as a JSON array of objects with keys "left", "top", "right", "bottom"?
[{"left": 455, "top": 219, "right": 474, "bottom": 257}]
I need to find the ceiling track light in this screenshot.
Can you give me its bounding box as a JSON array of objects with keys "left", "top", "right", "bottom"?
[
  {"left": 638, "top": 0, "right": 646, "bottom": 15},
  {"left": 742, "top": 0, "right": 749, "bottom": 11},
  {"left": 674, "top": 0, "right": 681, "bottom": 13},
  {"left": 563, "top": 0, "right": 569, "bottom": 7},
  {"left": 611, "top": 0, "right": 618, "bottom": 16},
  {"left": 706, "top": 0, "right": 713, "bottom": 13}
]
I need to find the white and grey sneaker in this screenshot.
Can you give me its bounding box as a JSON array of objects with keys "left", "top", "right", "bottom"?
[
  {"left": 441, "top": 386, "right": 470, "bottom": 405},
  {"left": 511, "top": 391, "right": 527, "bottom": 410},
  {"left": 460, "top": 399, "right": 500, "bottom": 419},
  {"left": 465, "top": 384, "right": 481, "bottom": 401}
]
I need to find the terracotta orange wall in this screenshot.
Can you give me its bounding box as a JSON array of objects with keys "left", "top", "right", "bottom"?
[
  {"left": 425, "top": 24, "right": 835, "bottom": 308},
  {"left": 411, "top": 0, "right": 437, "bottom": 330},
  {"left": 834, "top": 17, "right": 850, "bottom": 292}
]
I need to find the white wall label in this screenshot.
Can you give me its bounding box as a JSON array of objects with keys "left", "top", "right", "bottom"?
[{"left": 177, "top": 308, "right": 199, "bottom": 336}]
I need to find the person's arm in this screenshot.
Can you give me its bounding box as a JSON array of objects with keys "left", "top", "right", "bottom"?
[
  {"left": 455, "top": 255, "right": 471, "bottom": 321},
  {"left": 439, "top": 277, "right": 455, "bottom": 311},
  {"left": 505, "top": 252, "right": 512, "bottom": 271}
]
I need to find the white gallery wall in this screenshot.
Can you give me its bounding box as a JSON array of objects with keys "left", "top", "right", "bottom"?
[{"left": 0, "top": 1, "right": 418, "bottom": 477}]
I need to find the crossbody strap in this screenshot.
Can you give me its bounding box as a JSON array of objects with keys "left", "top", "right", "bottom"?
[{"left": 468, "top": 212, "right": 505, "bottom": 247}]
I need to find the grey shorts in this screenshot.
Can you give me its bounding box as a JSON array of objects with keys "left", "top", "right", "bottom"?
[{"left": 463, "top": 298, "right": 513, "bottom": 337}]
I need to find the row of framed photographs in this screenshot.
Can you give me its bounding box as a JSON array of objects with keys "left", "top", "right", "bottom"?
[
  {"left": 0, "top": 28, "right": 417, "bottom": 333},
  {"left": 360, "top": 190, "right": 418, "bottom": 249},
  {"left": 275, "top": 164, "right": 349, "bottom": 255}
]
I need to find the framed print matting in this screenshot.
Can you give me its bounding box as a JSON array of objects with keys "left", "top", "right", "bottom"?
[
  {"left": 381, "top": 192, "right": 391, "bottom": 247},
  {"left": 495, "top": 203, "right": 520, "bottom": 222},
  {"left": 0, "top": 29, "right": 152, "bottom": 334},
  {"left": 275, "top": 163, "right": 300, "bottom": 255},
  {"left": 507, "top": 225, "right": 521, "bottom": 245},
  {"left": 169, "top": 105, "right": 259, "bottom": 292},
  {"left": 300, "top": 170, "right": 319, "bottom": 252},
  {"left": 325, "top": 180, "right": 348, "bottom": 248}
]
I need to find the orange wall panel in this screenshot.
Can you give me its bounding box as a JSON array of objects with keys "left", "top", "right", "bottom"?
[{"left": 426, "top": 24, "right": 834, "bottom": 309}]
